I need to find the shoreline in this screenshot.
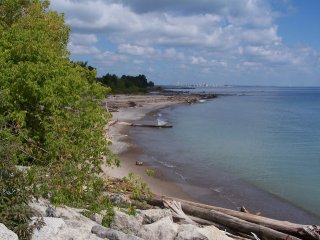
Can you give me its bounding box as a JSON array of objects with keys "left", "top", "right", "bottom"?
[
  {"left": 102, "top": 93, "right": 320, "bottom": 224},
  {"left": 102, "top": 94, "right": 200, "bottom": 201}
]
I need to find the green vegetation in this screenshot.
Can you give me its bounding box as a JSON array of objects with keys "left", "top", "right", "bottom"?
[
  {"left": 146, "top": 168, "right": 155, "bottom": 177},
  {"left": 0, "top": 0, "right": 118, "bottom": 238},
  {"left": 97, "top": 73, "right": 155, "bottom": 94},
  {"left": 105, "top": 173, "right": 152, "bottom": 201}
]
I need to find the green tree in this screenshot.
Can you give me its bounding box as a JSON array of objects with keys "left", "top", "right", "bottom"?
[
  {"left": 0, "top": 0, "right": 118, "bottom": 238},
  {"left": 97, "top": 73, "right": 155, "bottom": 93}
]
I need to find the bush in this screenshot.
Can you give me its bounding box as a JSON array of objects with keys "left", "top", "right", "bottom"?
[
  {"left": 0, "top": 0, "right": 119, "bottom": 238},
  {"left": 0, "top": 123, "right": 33, "bottom": 239}
]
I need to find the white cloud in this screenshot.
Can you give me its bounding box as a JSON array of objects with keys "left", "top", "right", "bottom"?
[
  {"left": 50, "top": 0, "right": 320, "bottom": 85},
  {"left": 118, "top": 44, "right": 158, "bottom": 56},
  {"left": 244, "top": 45, "right": 298, "bottom": 65},
  {"left": 68, "top": 42, "right": 99, "bottom": 55},
  {"left": 163, "top": 48, "right": 185, "bottom": 60},
  {"left": 51, "top": 0, "right": 276, "bottom": 50},
  {"left": 133, "top": 60, "right": 144, "bottom": 64},
  {"left": 147, "top": 67, "right": 154, "bottom": 72},
  {"left": 70, "top": 33, "right": 98, "bottom": 45},
  {"left": 191, "top": 56, "right": 207, "bottom": 65},
  {"left": 95, "top": 51, "right": 128, "bottom": 62}
]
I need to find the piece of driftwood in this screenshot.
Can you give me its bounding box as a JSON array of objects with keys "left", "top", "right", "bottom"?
[
  {"left": 225, "top": 232, "right": 253, "bottom": 240},
  {"left": 148, "top": 195, "right": 318, "bottom": 240},
  {"left": 131, "top": 123, "right": 173, "bottom": 128},
  {"left": 118, "top": 121, "right": 173, "bottom": 128},
  {"left": 163, "top": 199, "right": 198, "bottom": 225},
  {"left": 179, "top": 204, "right": 301, "bottom": 240}
]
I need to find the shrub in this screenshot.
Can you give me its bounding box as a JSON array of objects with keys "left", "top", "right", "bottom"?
[{"left": 0, "top": 0, "right": 119, "bottom": 237}]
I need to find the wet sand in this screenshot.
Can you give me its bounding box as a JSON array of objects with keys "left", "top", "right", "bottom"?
[{"left": 102, "top": 94, "right": 196, "bottom": 200}]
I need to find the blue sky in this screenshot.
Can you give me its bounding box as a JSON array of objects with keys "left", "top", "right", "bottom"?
[{"left": 50, "top": 0, "right": 320, "bottom": 86}]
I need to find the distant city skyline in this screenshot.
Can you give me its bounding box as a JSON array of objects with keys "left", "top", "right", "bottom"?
[{"left": 51, "top": 0, "right": 320, "bottom": 86}]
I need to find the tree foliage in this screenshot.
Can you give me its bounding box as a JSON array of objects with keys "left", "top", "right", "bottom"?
[
  {"left": 0, "top": 0, "right": 118, "bottom": 238},
  {"left": 97, "top": 73, "right": 155, "bottom": 94}
]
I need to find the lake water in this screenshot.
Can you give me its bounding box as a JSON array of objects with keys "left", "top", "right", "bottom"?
[{"left": 129, "top": 86, "right": 320, "bottom": 224}]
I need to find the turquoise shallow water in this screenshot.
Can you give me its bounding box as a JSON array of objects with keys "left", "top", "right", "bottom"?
[{"left": 130, "top": 87, "right": 320, "bottom": 224}]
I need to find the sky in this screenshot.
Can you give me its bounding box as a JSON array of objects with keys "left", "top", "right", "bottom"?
[{"left": 50, "top": 0, "right": 320, "bottom": 86}]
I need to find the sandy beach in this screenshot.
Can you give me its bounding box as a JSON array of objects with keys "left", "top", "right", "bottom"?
[{"left": 102, "top": 94, "right": 207, "bottom": 201}]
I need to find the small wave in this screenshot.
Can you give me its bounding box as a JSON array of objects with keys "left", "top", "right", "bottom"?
[
  {"left": 175, "top": 172, "right": 187, "bottom": 181},
  {"left": 210, "top": 187, "right": 224, "bottom": 193},
  {"left": 157, "top": 160, "right": 176, "bottom": 168},
  {"left": 157, "top": 118, "right": 168, "bottom": 126}
]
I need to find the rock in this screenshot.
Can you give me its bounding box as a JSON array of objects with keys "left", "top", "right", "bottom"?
[
  {"left": 32, "top": 217, "right": 101, "bottom": 240},
  {"left": 108, "top": 193, "right": 132, "bottom": 206},
  {"left": 138, "top": 208, "right": 172, "bottom": 224},
  {"left": 110, "top": 209, "right": 143, "bottom": 235},
  {"left": 30, "top": 198, "right": 91, "bottom": 221},
  {"left": 30, "top": 199, "right": 103, "bottom": 240},
  {"left": 89, "top": 213, "right": 103, "bottom": 225},
  {"left": 0, "top": 223, "right": 19, "bottom": 240},
  {"left": 15, "top": 165, "right": 31, "bottom": 171},
  {"left": 197, "top": 226, "right": 233, "bottom": 240},
  {"left": 175, "top": 224, "right": 233, "bottom": 240},
  {"left": 32, "top": 217, "right": 66, "bottom": 240},
  {"left": 46, "top": 205, "right": 56, "bottom": 217},
  {"left": 92, "top": 225, "right": 143, "bottom": 240},
  {"left": 175, "top": 224, "right": 208, "bottom": 240},
  {"left": 138, "top": 216, "right": 178, "bottom": 240}
]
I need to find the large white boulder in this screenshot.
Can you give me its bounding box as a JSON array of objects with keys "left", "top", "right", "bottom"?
[
  {"left": 138, "top": 208, "right": 172, "bottom": 224},
  {"left": 30, "top": 199, "right": 103, "bottom": 240},
  {"left": 31, "top": 217, "right": 101, "bottom": 240},
  {"left": 175, "top": 224, "right": 208, "bottom": 240},
  {"left": 175, "top": 224, "right": 233, "bottom": 240},
  {"left": 138, "top": 216, "right": 179, "bottom": 240},
  {"left": 110, "top": 209, "right": 143, "bottom": 235},
  {"left": 0, "top": 223, "right": 18, "bottom": 240},
  {"left": 197, "top": 225, "right": 233, "bottom": 240}
]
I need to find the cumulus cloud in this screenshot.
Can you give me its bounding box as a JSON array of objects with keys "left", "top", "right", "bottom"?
[
  {"left": 118, "top": 44, "right": 158, "bottom": 56},
  {"left": 68, "top": 42, "right": 99, "bottom": 55},
  {"left": 50, "top": 0, "right": 320, "bottom": 85},
  {"left": 70, "top": 33, "right": 98, "bottom": 45},
  {"left": 163, "top": 48, "right": 185, "bottom": 60}
]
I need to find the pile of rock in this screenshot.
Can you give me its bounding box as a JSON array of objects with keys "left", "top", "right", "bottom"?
[{"left": 1, "top": 198, "right": 232, "bottom": 240}]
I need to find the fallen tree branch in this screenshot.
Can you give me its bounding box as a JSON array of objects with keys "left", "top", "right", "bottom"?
[
  {"left": 147, "top": 195, "right": 317, "bottom": 240},
  {"left": 163, "top": 199, "right": 198, "bottom": 225}
]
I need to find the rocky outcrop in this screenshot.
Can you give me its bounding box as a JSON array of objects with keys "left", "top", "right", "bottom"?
[
  {"left": 1, "top": 197, "right": 233, "bottom": 240},
  {"left": 29, "top": 199, "right": 103, "bottom": 240}
]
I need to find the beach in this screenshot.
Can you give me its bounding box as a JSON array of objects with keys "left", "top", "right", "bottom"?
[{"left": 102, "top": 94, "right": 202, "bottom": 200}]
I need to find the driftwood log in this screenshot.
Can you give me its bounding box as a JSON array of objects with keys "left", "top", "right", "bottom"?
[
  {"left": 147, "top": 194, "right": 319, "bottom": 240},
  {"left": 118, "top": 121, "right": 173, "bottom": 128},
  {"left": 130, "top": 123, "right": 173, "bottom": 128}
]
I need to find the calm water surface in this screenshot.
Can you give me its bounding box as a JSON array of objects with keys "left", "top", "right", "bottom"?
[{"left": 129, "top": 87, "right": 320, "bottom": 224}]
